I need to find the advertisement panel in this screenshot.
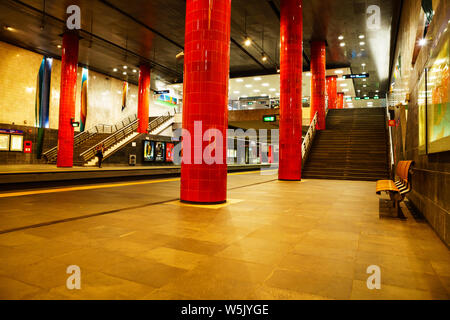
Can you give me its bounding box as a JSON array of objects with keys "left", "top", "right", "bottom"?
[
  {"left": 143, "top": 140, "right": 155, "bottom": 161},
  {"left": 166, "top": 143, "right": 174, "bottom": 162},
  {"left": 155, "top": 141, "right": 166, "bottom": 162}
]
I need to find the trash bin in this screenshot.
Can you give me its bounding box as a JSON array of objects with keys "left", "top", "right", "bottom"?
[{"left": 129, "top": 154, "right": 136, "bottom": 166}]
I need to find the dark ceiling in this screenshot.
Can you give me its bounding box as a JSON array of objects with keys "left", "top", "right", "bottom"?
[{"left": 0, "top": 0, "right": 401, "bottom": 97}]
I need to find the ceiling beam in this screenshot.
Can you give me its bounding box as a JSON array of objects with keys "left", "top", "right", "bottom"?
[{"left": 99, "top": 0, "right": 184, "bottom": 50}]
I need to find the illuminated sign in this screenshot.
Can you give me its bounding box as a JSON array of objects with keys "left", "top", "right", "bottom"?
[
  {"left": 154, "top": 90, "right": 170, "bottom": 94},
  {"left": 342, "top": 73, "right": 369, "bottom": 79},
  {"left": 262, "top": 115, "right": 277, "bottom": 122}
]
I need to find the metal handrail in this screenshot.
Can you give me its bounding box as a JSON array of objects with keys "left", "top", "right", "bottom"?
[
  {"left": 42, "top": 114, "right": 137, "bottom": 162},
  {"left": 148, "top": 111, "right": 173, "bottom": 133},
  {"left": 79, "top": 118, "right": 139, "bottom": 162},
  {"left": 301, "top": 111, "right": 318, "bottom": 164},
  {"left": 386, "top": 105, "right": 395, "bottom": 178}
]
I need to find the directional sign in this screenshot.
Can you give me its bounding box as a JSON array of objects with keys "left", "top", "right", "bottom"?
[
  {"left": 154, "top": 90, "right": 170, "bottom": 94},
  {"left": 262, "top": 115, "right": 278, "bottom": 122},
  {"left": 342, "top": 73, "right": 369, "bottom": 79}
]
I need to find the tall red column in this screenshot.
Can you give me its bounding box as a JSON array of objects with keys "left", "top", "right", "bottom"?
[
  {"left": 337, "top": 92, "right": 344, "bottom": 109},
  {"left": 180, "top": 0, "right": 231, "bottom": 203},
  {"left": 137, "top": 65, "right": 150, "bottom": 133},
  {"left": 326, "top": 76, "right": 337, "bottom": 109},
  {"left": 57, "top": 31, "right": 79, "bottom": 168},
  {"left": 310, "top": 41, "right": 326, "bottom": 130},
  {"left": 278, "top": 0, "right": 303, "bottom": 181}
]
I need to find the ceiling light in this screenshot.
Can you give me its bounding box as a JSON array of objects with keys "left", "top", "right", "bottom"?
[
  {"left": 253, "top": 89, "right": 260, "bottom": 93},
  {"left": 57, "top": 44, "right": 62, "bottom": 49},
  {"left": 123, "top": 72, "right": 127, "bottom": 75},
  {"left": 363, "top": 79, "right": 366, "bottom": 81},
  {"left": 359, "top": 42, "right": 365, "bottom": 46},
  {"left": 340, "top": 42, "right": 346, "bottom": 47},
  {"left": 338, "top": 35, "right": 344, "bottom": 40},
  {"left": 133, "top": 69, "right": 137, "bottom": 73},
  {"left": 245, "top": 84, "right": 252, "bottom": 88},
  {"left": 4, "top": 26, "right": 15, "bottom": 32},
  {"left": 123, "top": 66, "right": 128, "bottom": 69},
  {"left": 357, "top": 90, "right": 361, "bottom": 92},
  {"left": 241, "top": 95, "right": 248, "bottom": 98},
  {"left": 419, "top": 38, "right": 427, "bottom": 46},
  {"left": 342, "top": 89, "right": 349, "bottom": 92},
  {"left": 337, "top": 77, "right": 344, "bottom": 81},
  {"left": 113, "top": 68, "right": 118, "bottom": 72},
  {"left": 361, "top": 63, "right": 366, "bottom": 67},
  {"left": 277, "top": 67, "right": 280, "bottom": 73},
  {"left": 236, "top": 79, "right": 244, "bottom": 82},
  {"left": 359, "top": 35, "right": 365, "bottom": 39},
  {"left": 233, "top": 91, "right": 240, "bottom": 94},
  {"left": 335, "top": 70, "right": 344, "bottom": 74},
  {"left": 376, "top": 90, "right": 379, "bottom": 93},
  {"left": 340, "top": 83, "right": 348, "bottom": 87},
  {"left": 262, "top": 83, "right": 269, "bottom": 87},
  {"left": 363, "top": 84, "right": 367, "bottom": 87},
  {"left": 261, "top": 54, "right": 267, "bottom": 62},
  {"left": 254, "top": 77, "right": 262, "bottom": 81},
  {"left": 364, "top": 94, "right": 367, "bottom": 96},
  {"left": 306, "top": 72, "right": 312, "bottom": 76},
  {"left": 244, "top": 38, "right": 252, "bottom": 46},
  {"left": 269, "top": 88, "right": 276, "bottom": 91}
]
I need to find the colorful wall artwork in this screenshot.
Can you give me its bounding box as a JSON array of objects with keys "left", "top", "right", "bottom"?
[
  {"left": 427, "top": 36, "right": 449, "bottom": 154},
  {"left": 80, "top": 68, "right": 88, "bottom": 132},
  {"left": 35, "top": 57, "right": 52, "bottom": 157}
]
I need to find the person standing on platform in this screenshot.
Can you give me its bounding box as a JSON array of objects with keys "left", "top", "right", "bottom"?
[{"left": 95, "top": 144, "right": 105, "bottom": 168}]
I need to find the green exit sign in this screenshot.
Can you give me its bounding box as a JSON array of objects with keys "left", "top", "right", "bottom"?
[
  {"left": 364, "top": 97, "right": 370, "bottom": 100},
  {"left": 263, "top": 115, "right": 276, "bottom": 122},
  {"left": 355, "top": 97, "right": 361, "bottom": 100}
]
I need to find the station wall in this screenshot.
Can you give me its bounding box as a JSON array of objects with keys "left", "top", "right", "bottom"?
[
  {"left": 389, "top": 0, "right": 449, "bottom": 246},
  {"left": 0, "top": 41, "right": 172, "bottom": 131}
]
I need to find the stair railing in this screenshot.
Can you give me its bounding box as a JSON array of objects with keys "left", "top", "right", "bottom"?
[
  {"left": 148, "top": 111, "right": 173, "bottom": 133},
  {"left": 79, "top": 117, "right": 139, "bottom": 163},
  {"left": 386, "top": 105, "right": 395, "bottom": 178},
  {"left": 302, "top": 111, "right": 318, "bottom": 165},
  {"left": 42, "top": 114, "right": 138, "bottom": 162}
]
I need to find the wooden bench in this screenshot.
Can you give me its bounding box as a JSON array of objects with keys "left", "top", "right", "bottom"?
[{"left": 376, "top": 160, "right": 414, "bottom": 218}]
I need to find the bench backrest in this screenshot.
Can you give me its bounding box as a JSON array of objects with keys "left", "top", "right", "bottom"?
[{"left": 395, "top": 160, "right": 413, "bottom": 182}]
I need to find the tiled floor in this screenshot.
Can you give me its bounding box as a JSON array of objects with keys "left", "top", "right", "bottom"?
[{"left": 0, "top": 171, "right": 448, "bottom": 300}]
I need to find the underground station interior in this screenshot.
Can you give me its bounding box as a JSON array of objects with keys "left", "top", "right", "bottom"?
[{"left": 0, "top": 0, "right": 449, "bottom": 304}]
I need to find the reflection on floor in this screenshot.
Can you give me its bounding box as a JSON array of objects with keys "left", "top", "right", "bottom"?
[{"left": 0, "top": 172, "right": 448, "bottom": 300}]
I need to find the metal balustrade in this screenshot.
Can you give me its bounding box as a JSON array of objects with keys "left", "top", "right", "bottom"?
[
  {"left": 42, "top": 114, "right": 137, "bottom": 163},
  {"left": 301, "top": 111, "right": 318, "bottom": 165}
]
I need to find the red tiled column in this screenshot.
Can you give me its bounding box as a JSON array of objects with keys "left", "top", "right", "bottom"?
[
  {"left": 278, "top": 0, "right": 303, "bottom": 181},
  {"left": 137, "top": 65, "right": 150, "bottom": 133},
  {"left": 337, "top": 92, "right": 344, "bottom": 109},
  {"left": 326, "top": 75, "right": 337, "bottom": 109},
  {"left": 57, "top": 31, "right": 79, "bottom": 168},
  {"left": 310, "top": 41, "right": 326, "bottom": 130},
  {"left": 180, "top": 0, "right": 231, "bottom": 203}
]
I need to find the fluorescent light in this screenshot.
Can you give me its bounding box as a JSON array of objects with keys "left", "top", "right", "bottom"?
[
  {"left": 133, "top": 69, "right": 137, "bottom": 73},
  {"left": 419, "top": 38, "right": 427, "bottom": 46},
  {"left": 113, "top": 68, "right": 118, "bottom": 72},
  {"left": 253, "top": 89, "right": 260, "bottom": 93},
  {"left": 338, "top": 35, "right": 344, "bottom": 40},
  {"left": 262, "top": 83, "right": 269, "bottom": 87},
  {"left": 306, "top": 72, "right": 312, "bottom": 76},
  {"left": 337, "top": 77, "right": 344, "bottom": 81},
  {"left": 236, "top": 79, "right": 244, "bottom": 82},
  {"left": 359, "top": 42, "right": 365, "bottom": 46},
  {"left": 340, "top": 83, "right": 348, "bottom": 87},
  {"left": 335, "top": 70, "right": 344, "bottom": 74},
  {"left": 342, "top": 89, "right": 349, "bottom": 92},
  {"left": 244, "top": 38, "right": 252, "bottom": 46},
  {"left": 254, "top": 77, "right": 262, "bottom": 81},
  {"left": 340, "top": 42, "right": 346, "bottom": 47},
  {"left": 233, "top": 91, "right": 240, "bottom": 94},
  {"left": 359, "top": 35, "right": 365, "bottom": 39},
  {"left": 361, "top": 63, "right": 366, "bottom": 67},
  {"left": 57, "top": 45, "right": 62, "bottom": 49},
  {"left": 245, "top": 84, "right": 252, "bottom": 88},
  {"left": 269, "top": 88, "right": 276, "bottom": 91},
  {"left": 363, "top": 84, "right": 367, "bottom": 87},
  {"left": 123, "top": 72, "right": 127, "bottom": 75},
  {"left": 123, "top": 66, "right": 128, "bottom": 69}
]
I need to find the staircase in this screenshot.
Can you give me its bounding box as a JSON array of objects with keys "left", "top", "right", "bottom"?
[
  {"left": 303, "top": 108, "right": 389, "bottom": 181},
  {"left": 84, "top": 112, "right": 174, "bottom": 166}
]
